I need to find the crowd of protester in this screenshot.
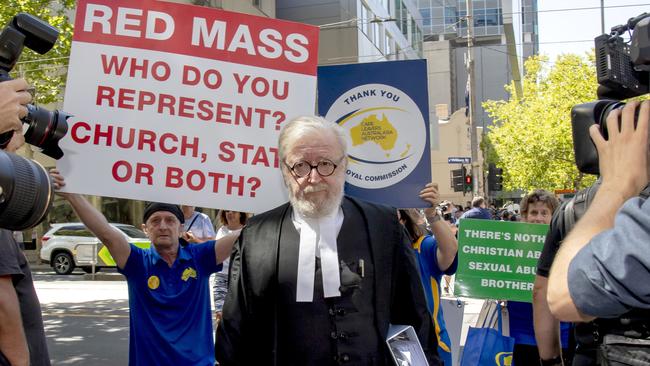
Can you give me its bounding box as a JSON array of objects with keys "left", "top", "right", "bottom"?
[{"left": 3, "top": 69, "right": 650, "bottom": 366}]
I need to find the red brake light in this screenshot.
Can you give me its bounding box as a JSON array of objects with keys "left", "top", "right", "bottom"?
[{"left": 42, "top": 237, "right": 50, "bottom": 242}]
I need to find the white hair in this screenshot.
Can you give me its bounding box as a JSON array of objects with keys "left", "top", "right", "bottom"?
[
  {"left": 278, "top": 115, "right": 347, "bottom": 162},
  {"left": 278, "top": 116, "right": 347, "bottom": 218}
]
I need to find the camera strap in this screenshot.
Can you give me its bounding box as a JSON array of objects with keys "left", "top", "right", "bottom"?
[
  {"left": 561, "top": 178, "right": 601, "bottom": 238},
  {"left": 640, "top": 184, "right": 650, "bottom": 200},
  {"left": 186, "top": 214, "right": 200, "bottom": 232}
]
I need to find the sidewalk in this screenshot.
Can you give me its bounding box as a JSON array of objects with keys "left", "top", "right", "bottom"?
[
  {"left": 29, "top": 251, "right": 483, "bottom": 366},
  {"left": 442, "top": 296, "right": 485, "bottom": 366}
]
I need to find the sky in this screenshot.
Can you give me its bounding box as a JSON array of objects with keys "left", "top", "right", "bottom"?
[{"left": 537, "top": 0, "right": 650, "bottom": 61}]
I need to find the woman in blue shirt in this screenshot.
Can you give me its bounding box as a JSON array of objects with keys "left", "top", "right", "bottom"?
[{"left": 398, "top": 182, "right": 459, "bottom": 365}]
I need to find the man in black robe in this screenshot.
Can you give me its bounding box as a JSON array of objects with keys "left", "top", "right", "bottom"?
[{"left": 216, "top": 115, "right": 440, "bottom": 365}]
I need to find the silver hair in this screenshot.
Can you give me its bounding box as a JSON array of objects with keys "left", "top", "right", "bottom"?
[{"left": 278, "top": 115, "right": 348, "bottom": 162}]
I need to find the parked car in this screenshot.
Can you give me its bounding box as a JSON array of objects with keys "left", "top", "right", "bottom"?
[{"left": 40, "top": 223, "right": 150, "bottom": 275}]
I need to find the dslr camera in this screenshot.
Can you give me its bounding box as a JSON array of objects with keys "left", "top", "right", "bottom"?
[
  {"left": 0, "top": 13, "right": 70, "bottom": 230},
  {"left": 437, "top": 201, "right": 454, "bottom": 222},
  {"left": 571, "top": 12, "right": 650, "bottom": 175}
]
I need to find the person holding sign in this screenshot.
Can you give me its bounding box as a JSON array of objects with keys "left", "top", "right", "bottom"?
[
  {"left": 506, "top": 190, "right": 569, "bottom": 366},
  {"left": 398, "top": 183, "right": 459, "bottom": 366},
  {"left": 216, "top": 115, "right": 441, "bottom": 365},
  {"left": 50, "top": 171, "right": 238, "bottom": 366}
]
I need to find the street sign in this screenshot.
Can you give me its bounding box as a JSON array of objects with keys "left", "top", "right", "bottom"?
[{"left": 448, "top": 157, "right": 471, "bottom": 164}]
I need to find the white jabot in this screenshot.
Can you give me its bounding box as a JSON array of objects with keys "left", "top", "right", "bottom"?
[{"left": 292, "top": 207, "right": 344, "bottom": 302}]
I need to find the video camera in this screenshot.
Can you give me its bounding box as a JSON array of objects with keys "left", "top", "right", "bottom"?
[
  {"left": 0, "top": 13, "right": 70, "bottom": 230},
  {"left": 571, "top": 12, "right": 650, "bottom": 175}
]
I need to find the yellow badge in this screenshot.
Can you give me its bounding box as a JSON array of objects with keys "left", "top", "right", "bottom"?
[
  {"left": 181, "top": 267, "right": 197, "bottom": 281},
  {"left": 147, "top": 275, "right": 160, "bottom": 290},
  {"left": 495, "top": 352, "right": 513, "bottom": 366}
]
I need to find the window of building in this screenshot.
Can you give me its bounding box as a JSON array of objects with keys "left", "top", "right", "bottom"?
[
  {"left": 485, "top": 8, "right": 501, "bottom": 26},
  {"left": 473, "top": 7, "right": 486, "bottom": 27},
  {"left": 444, "top": 6, "right": 458, "bottom": 27},
  {"left": 454, "top": 0, "right": 504, "bottom": 35},
  {"left": 458, "top": 10, "right": 467, "bottom": 29},
  {"left": 380, "top": 0, "right": 389, "bottom": 12},
  {"left": 412, "top": 17, "right": 422, "bottom": 54},
  {"left": 420, "top": 7, "right": 431, "bottom": 26},
  {"left": 373, "top": 22, "right": 383, "bottom": 51},
  {"left": 361, "top": 3, "right": 372, "bottom": 36},
  {"left": 400, "top": 1, "right": 408, "bottom": 34},
  {"left": 252, "top": 0, "right": 261, "bottom": 7}
]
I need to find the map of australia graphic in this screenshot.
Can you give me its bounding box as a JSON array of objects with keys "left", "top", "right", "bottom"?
[{"left": 350, "top": 114, "right": 398, "bottom": 157}]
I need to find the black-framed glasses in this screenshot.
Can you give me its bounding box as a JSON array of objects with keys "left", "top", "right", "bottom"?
[{"left": 285, "top": 159, "right": 338, "bottom": 178}]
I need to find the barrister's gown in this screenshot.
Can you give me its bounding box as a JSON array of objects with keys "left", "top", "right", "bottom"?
[{"left": 216, "top": 196, "right": 441, "bottom": 366}]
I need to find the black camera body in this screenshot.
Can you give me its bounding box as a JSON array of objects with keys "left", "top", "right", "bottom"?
[
  {"left": 0, "top": 13, "right": 70, "bottom": 230},
  {"left": 571, "top": 13, "right": 650, "bottom": 175},
  {"left": 0, "top": 13, "right": 69, "bottom": 160}
]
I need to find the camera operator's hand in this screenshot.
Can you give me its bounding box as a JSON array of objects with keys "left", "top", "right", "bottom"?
[
  {"left": 3, "top": 130, "right": 24, "bottom": 153},
  {"left": 589, "top": 100, "right": 650, "bottom": 200},
  {"left": 0, "top": 78, "right": 31, "bottom": 134},
  {"left": 549, "top": 100, "right": 650, "bottom": 322}
]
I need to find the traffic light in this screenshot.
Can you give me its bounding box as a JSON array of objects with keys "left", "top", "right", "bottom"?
[
  {"left": 464, "top": 174, "right": 472, "bottom": 192},
  {"left": 451, "top": 166, "right": 466, "bottom": 192},
  {"left": 488, "top": 163, "right": 503, "bottom": 191}
]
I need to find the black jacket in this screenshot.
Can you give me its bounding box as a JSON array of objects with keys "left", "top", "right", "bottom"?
[{"left": 215, "top": 196, "right": 440, "bottom": 365}]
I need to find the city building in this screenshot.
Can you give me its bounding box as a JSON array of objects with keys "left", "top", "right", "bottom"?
[
  {"left": 276, "top": 0, "right": 424, "bottom": 65},
  {"left": 179, "top": 0, "right": 274, "bottom": 17},
  {"left": 421, "top": 0, "right": 538, "bottom": 202}
]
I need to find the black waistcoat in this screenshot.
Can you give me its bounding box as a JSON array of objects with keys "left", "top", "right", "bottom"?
[{"left": 276, "top": 203, "right": 386, "bottom": 366}]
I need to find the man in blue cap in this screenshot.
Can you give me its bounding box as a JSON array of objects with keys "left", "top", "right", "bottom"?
[{"left": 50, "top": 170, "right": 237, "bottom": 366}]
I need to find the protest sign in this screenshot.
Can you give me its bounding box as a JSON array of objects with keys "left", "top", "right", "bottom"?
[
  {"left": 317, "top": 60, "right": 431, "bottom": 208},
  {"left": 455, "top": 219, "right": 548, "bottom": 302},
  {"left": 59, "top": 0, "right": 319, "bottom": 213}
]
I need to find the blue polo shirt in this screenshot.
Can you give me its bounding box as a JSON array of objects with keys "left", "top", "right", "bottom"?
[
  {"left": 412, "top": 235, "right": 458, "bottom": 366},
  {"left": 118, "top": 241, "right": 222, "bottom": 366},
  {"left": 507, "top": 301, "right": 570, "bottom": 347}
]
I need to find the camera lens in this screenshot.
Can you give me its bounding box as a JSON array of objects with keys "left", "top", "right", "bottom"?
[
  {"left": 22, "top": 104, "right": 69, "bottom": 160},
  {"left": 571, "top": 99, "right": 628, "bottom": 175},
  {"left": 597, "top": 101, "right": 624, "bottom": 140},
  {"left": 0, "top": 150, "right": 53, "bottom": 230}
]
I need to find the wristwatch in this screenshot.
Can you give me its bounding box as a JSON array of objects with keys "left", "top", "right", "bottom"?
[{"left": 540, "top": 355, "right": 563, "bottom": 366}]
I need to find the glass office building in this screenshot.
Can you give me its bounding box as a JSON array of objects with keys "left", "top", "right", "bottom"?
[{"left": 277, "top": 0, "right": 424, "bottom": 65}]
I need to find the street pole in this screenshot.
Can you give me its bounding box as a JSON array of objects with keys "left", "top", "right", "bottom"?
[
  {"left": 466, "top": 0, "right": 479, "bottom": 196},
  {"left": 601, "top": 0, "right": 605, "bottom": 34}
]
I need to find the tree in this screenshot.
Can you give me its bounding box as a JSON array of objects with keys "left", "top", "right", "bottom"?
[
  {"left": 483, "top": 54, "right": 599, "bottom": 192},
  {"left": 1, "top": 1, "right": 75, "bottom": 105}
]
